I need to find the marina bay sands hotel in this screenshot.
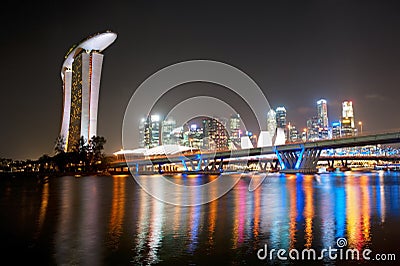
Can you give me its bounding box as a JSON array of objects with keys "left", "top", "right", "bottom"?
[{"left": 59, "top": 31, "right": 117, "bottom": 152}]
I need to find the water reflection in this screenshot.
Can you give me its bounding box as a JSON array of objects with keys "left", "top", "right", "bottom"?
[
  {"left": 232, "top": 179, "right": 246, "bottom": 249},
  {"left": 107, "top": 175, "right": 126, "bottom": 250},
  {"left": 319, "top": 175, "right": 335, "bottom": 250},
  {"left": 360, "top": 175, "right": 371, "bottom": 247},
  {"left": 303, "top": 175, "right": 314, "bottom": 249},
  {"left": 3, "top": 172, "right": 400, "bottom": 265},
  {"left": 35, "top": 182, "right": 49, "bottom": 239},
  {"left": 287, "top": 175, "right": 297, "bottom": 249}
]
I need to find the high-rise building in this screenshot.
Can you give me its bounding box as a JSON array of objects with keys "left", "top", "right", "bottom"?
[
  {"left": 187, "top": 123, "right": 204, "bottom": 149},
  {"left": 267, "top": 109, "right": 277, "bottom": 135},
  {"left": 276, "top": 107, "right": 287, "bottom": 141},
  {"left": 139, "top": 116, "right": 151, "bottom": 148},
  {"left": 59, "top": 31, "right": 117, "bottom": 152},
  {"left": 202, "top": 117, "right": 229, "bottom": 151},
  {"left": 275, "top": 107, "right": 287, "bottom": 128},
  {"left": 138, "top": 114, "right": 162, "bottom": 148},
  {"left": 229, "top": 114, "right": 241, "bottom": 148},
  {"left": 317, "top": 99, "right": 329, "bottom": 128},
  {"left": 341, "top": 100, "right": 355, "bottom": 136},
  {"left": 306, "top": 116, "right": 319, "bottom": 141},
  {"left": 332, "top": 121, "right": 341, "bottom": 138},
  {"left": 138, "top": 118, "right": 147, "bottom": 148},
  {"left": 150, "top": 115, "right": 161, "bottom": 147},
  {"left": 288, "top": 123, "right": 299, "bottom": 143},
  {"left": 342, "top": 100, "right": 355, "bottom": 128},
  {"left": 161, "top": 118, "right": 176, "bottom": 145}
]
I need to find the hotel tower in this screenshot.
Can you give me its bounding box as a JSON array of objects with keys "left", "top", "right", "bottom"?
[{"left": 59, "top": 31, "right": 117, "bottom": 152}]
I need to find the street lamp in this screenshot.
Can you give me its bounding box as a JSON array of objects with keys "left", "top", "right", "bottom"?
[{"left": 358, "top": 121, "right": 363, "bottom": 134}]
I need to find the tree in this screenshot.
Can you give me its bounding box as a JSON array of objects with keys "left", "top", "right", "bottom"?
[
  {"left": 38, "top": 154, "right": 52, "bottom": 172},
  {"left": 89, "top": 136, "right": 106, "bottom": 156},
  {"left": 88, "top": 135, "right": 107, "bottom": 171},
  {"left": 54, "top": 135, "right": 66, "bottom": 154}
]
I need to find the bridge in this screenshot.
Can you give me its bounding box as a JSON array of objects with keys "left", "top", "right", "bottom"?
[{"left": 110, "top": 130, "right": 400, "bottom": 175}]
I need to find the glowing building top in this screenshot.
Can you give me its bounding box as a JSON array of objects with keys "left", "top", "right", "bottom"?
[
  {"left": 342, "top": 100, "right": 354, "bottom": 119},
  {"left": 61, "top": 31, "right": 117, "bottom": 79}
]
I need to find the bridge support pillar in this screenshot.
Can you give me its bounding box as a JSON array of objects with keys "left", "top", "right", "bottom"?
[{"left": 276, "top": 146, "right": 321, "bottom": 174}]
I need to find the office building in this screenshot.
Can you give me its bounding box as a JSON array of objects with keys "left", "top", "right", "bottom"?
[
  {"left": 267, "top": 109, "right": 277, "bottom": 136},
  {"left": 161, "top": 118, "right": 176, "bottom": 145},
  {"left": 229, "top": 114, "right": 242, "bottom": 148},
  {"left": 275, "top": 107, "right": 287, "bottom": 128},
  {"left": 317, "top": 99, "right": 329, "bottom": 128},
  {"left": 202, "top": 117, "right": 229, "bottom": 150},
  {"left": 341, "top": 100, "right": 355, "bottom": 136}
]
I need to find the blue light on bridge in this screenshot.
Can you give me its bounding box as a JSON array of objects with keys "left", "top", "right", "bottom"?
[
  {"left": 295, "top": 147, "right": 305, "bottom": 170},
  {"left": 275, "top": 150, "right": 285, "bottom": 170},
  {"left": 196, "top": 154, "right": 202, "bottom": 171},
  {"left": 180, "top": 157, "right": 188, "bottom": 171}
]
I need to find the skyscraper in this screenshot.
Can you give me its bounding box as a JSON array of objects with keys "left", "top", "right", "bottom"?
[
  {"left": 341, "top": 100, "right": 355, "bottom": 136},
  {"left": 161, "top": 117, "right": 176, "bottom": 145},
  {"left": 342, "top": 100, "right": 355, "bottom": 128},
  {"left": 275, "top": 107, "right": 287, "bottom": 128},
  {"left": 316, "top": 99, "right": 329, "bottom": 128},
  {"left": 276, "top": 107, "right": 287, "bottom": 140},
  {"left": 60, "top": 31, "right": 117, "bottom": 152},
  {"left": 202, "top": 117, "right": 228, "bottom": 151},
  {"left": 139, "top": 115, "right": 162, "bottom": 148},
  {"left": 229, "top": 114, "right": 241, "bottom": 148},
  {"left": 267, "top": 109, "right": 277, "bottom": 135},
  {"left": 138, "top": 118, "right": 148, "bottom": 148}
]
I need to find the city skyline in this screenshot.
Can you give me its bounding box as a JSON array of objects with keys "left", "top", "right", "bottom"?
[
  {"left": 134, "top": 97, "right": 363, "bottom": 151},
  {"left": 1, "top": 1, "right": 400, "bottom": 160}
]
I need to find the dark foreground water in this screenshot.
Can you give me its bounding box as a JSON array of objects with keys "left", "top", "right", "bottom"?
[{"left": 0, "top": 171, "right": 399, "bottom": 265}]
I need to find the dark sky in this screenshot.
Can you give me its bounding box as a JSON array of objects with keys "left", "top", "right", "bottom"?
[{"left": 1, "top": 0, "right": 400, "bottom": 160}]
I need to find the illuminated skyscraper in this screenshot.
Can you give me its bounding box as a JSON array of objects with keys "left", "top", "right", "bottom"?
[
  {"left": 317, "top": 99, "right": 329, "bottom": 128},
  {"left": 229, "top": 114, "right": 241, "bottom": 148},
  {"left": 60, "top": 31, "right": 117, "bottom": 152},
  {"left": 202, "top": 117, "right": 228, "bottom": 150},
  {"left": 138, "top": 118, "right": 148, "bottom": 148},
  {"left": 267, "top": 109, "right": 277, "bottom": 135},
  {"left": 275, "top": 107, "right": 287, "bottom": 128},
  {"left": 332, "top": 121, "right": 341, "bottom": 138},
  {"left": 276, "top": 107, "right": 287, "bottom": 140},
  {"left": 161, "top": 118, "right": 176, "bottom": 145},
  {"left": 138, "top": 115, "right": 163, "bottom": 148},
  {"left": 341, "top": 100, "right": 355, "bottom": 136},
  {"left": 342, "top": 100, "right": 355, "bottom": 128}
]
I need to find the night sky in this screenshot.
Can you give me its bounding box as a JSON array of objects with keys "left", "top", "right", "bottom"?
[{"left": 1, "top": 0, "right": 400, "bottom": 160}]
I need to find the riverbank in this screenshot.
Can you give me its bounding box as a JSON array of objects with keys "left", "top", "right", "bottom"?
[{"left": 0, "top": 170, "right": 111, "bottom": 179}]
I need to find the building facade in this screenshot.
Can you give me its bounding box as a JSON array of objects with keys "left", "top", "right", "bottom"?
[
  {"left": 202, "top": 117, "right": 229, "bottom": 150},
  {"left": 341, "top": 100, "right": 355, "bottom": 136},
  {"left": 229, "top": 114, "right": 242, "bottom": 149},
  {"left": 267, "top": 109, "right": 277, "bottom": 136},
  {"left": 317, "top": 99, "right": 329, "bottom": 128},
  {"left": 59, "top": 31, "right": 117, "bottom": 152}
]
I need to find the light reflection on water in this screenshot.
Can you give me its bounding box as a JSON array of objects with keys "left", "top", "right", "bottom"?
[{"left": 0, "top": 172, "right": 399, "bottom": 265}]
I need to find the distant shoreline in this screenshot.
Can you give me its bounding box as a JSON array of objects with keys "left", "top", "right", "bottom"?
[{"left": 0, "top": 171, "right": 112, "bottom": 179}]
